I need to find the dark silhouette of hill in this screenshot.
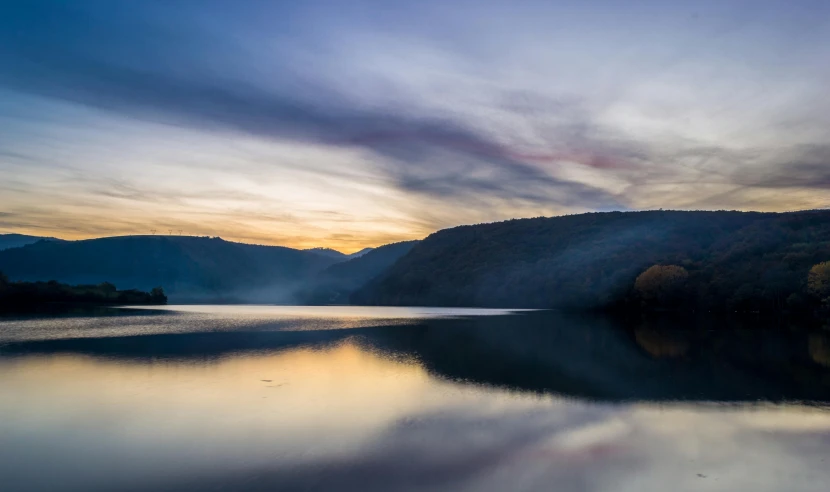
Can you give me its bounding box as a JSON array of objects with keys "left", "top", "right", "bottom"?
[
  {"left": 303, "top": 247, "right": 375, "bottom": 260},
  {"left": 0, "top": 234, "right": 62, "bottom": 251},
  {"left": 303, "top": 247, "right": 348, "bottom": 260},
  {"left": 296, "top": 241, "right": 419, "bottom": 304},
  {"left": 0, "top": 235, "right": 341, "bottom": 302},
  {"left": 346, "top": 247, "right": 374, "bottom": 259},
  {"left": 353, "top": 210, "right": 830, "bottom": 311}
]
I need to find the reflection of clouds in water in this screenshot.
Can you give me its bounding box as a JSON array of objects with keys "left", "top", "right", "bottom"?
[
  {"left": 623, "top": 406, "right": 830, "bottom": 492},
  {"left": 292, "top": 405, "right": 830, "bottom": 492},
  {"left": 155, "top": 403, "right": 639, "bottom": 492},
  {"left": 152, "top": 402, "right": 830, "bottom": 492}
]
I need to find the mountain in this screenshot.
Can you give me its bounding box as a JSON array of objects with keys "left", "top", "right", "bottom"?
[
  {"left": 296, "top": 241, "right": 418, "bottom": 304},
  {"left": 0, "top": 234, "right": 62, "bottom": 251},
  {"left": 303, "top": 247, "right": 348, "bottom": 260},
  {"left": 0, "top": 235, "right": 341, "bottom": 302},
  {"left": 345, "top": 247, "right": 374, "bottom": 259},
  {"left": 303, "top": 247, "right": 374, "bottom": 260},
  {"left": 352, "top": 210, "right": 830, "bottom": 311}
]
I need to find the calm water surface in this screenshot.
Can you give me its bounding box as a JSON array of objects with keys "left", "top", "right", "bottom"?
[{"left": 1, "top": 305, "right": 830, "bottom": 491}]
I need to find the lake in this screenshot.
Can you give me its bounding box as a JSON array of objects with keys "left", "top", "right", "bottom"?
[{"left": 1, "top": 305, "right": 829, "bottom": 491}]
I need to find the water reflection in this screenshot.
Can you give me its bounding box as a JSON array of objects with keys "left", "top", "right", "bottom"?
[
  {"left": 634, "top": 326, "right": 690, "bottom": 358},
  {"left": 809, "top": 333, "right": 830, "bottom": 367},
  {"left": 1, "top": 307, "right": 829, "bottom": 491}
]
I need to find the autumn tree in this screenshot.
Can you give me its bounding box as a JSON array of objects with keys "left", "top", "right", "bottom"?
[
  {"left": 634, "top": 265, "right": 689, "bottom": 308},
  {"left": 808, "top": 261, "right": 830, "bottom": 300}
]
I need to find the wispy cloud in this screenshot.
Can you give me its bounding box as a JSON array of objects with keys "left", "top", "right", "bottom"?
[{"left": 0, "top": 0, "right": 636, "bottom": 216}]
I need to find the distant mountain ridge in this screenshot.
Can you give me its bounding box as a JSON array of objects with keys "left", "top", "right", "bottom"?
[
  {"left": 346, "top": 247, "right": 374, "bottom": 259},
  {"left": 303, "top": 247, "right": 347, "bottom": 260},
  {"left": 303, "top": 247, "right": 374, "bottom": 260},
  {"left": 0, "top": 235, "right": 417, "bottom": 304},
  {"left": 0, "top": 234, "right": 62, "bottom": 251},
  {"left": 0, "top": 235, "right": 341, "bottom": 302}
]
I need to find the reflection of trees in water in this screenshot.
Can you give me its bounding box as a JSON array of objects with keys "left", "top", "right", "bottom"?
[
  {"left": 809, "top": 333, "right": 830, "bottom": 367},
  {"left": 633, "top": 326, "right": 690, "bottom": 358}
]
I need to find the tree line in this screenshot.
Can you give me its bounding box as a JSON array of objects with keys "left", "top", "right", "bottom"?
[
  {"left": 0, "top": 272, "right": 167, "bottom": 311},
  {"left": 630, "top": 261, "right": 830, "bottom": 316}
]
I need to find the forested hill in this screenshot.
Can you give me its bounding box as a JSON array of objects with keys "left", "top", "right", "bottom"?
[
  {"left": 352, "top": 210, "right": 830, "bottom": 311},
  {"left": 0, "top": 236, "right": 341, "bottom": 302}
]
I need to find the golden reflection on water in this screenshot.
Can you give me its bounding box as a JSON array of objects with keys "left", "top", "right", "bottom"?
[{"left": 0, "top": 341, "right": 441, "bottom": 439}]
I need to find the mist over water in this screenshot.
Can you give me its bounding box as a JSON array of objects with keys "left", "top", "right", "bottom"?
[{"left": 1, "top": 306, "right": 829, "bottom": 492}]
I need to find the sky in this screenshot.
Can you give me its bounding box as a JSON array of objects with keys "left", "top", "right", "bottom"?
[{"left": 1, "top": 0, "right": 829, "bottom": 252}]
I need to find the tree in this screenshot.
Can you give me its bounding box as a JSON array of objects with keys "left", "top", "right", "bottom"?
[
  {"left": 634, "top": 265, "right": 689, "bottom": 307},
  {"left": 98, "top": 282, "right": 117, "bottom": 294},
  {"left": 150, "top": 287, "right": 167, "bottom": 304},
  {"left": 787, "top": 292, "right": 808, "bottom": 311},
  {"left": 808, "top": 261, "right": 830, "bottom": 300}
]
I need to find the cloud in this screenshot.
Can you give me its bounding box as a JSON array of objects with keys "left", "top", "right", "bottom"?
[
  {"left": 1, "top": 0, "right": 830, "bottom": 246},
  {"left": 0, "top": 0, "right": 632, "bottom": 212},
  {"left": 739, "top": 144, "right": 830, "bottom": 190}
]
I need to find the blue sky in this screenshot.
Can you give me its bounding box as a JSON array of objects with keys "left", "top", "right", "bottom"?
[{"left": 1, "top": 0, "right": 828, "bottom": 250}]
